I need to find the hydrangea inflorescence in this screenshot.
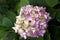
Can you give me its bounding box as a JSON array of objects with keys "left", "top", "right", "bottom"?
[{"left": 12, "top": 5, "right": 51, "bottom": 39}]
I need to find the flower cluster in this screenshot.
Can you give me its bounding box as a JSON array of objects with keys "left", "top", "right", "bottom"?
[{"left": 12, "top": 5, "right": 51, "bottom": 39}]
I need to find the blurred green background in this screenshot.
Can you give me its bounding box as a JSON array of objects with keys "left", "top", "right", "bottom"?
[{"left": 0, "top": 0, "right": 60, "bottom": 40}]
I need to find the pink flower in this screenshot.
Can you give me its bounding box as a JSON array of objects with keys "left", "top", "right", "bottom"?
[{"left": 12, "top": 5, "right": 51, "bottom": 39}]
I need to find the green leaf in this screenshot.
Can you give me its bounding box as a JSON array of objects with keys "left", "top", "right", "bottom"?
[
  {"left": 0, "top": 14, "right": 10, "bottom": 31},
  {"left": 56, "top": 9, "right": 60, "bottom": 22},
  {"left": 44, "top": 30, "right": 51, "bottom": 40},
  {"left": 3, "top": 32, "right": 16, "bottom": 40},
  {"left": 45, "top": 0, "right": 59, "bottom": 7},
  {"left": 20, "top": 0, "right": 29, "bottom": 7},
  {"left": 37, "top": 37, "right": 44, "bottom": 40},
  {"left": 0, "top": 0, "right": 7, "bottom": 4},
  {"left": 6, "top": 11, "right": 16, "bottom": 23},
  {"left": 0, "top": 30, "right": 7, "bottom": 40},
  {"left": 0, "top": 11, "right": 16, "bottom": 27},
  {"left": 47, "top": 8, "right": 56, "bottom": 19},
  {"left": 26, "top": 37, "right": 44, "bottom": 40},
  {"left": 29, "top": 0, "right": 46, "bottom": 6},
  {"left": 0, "top": 14, "right": 13, "bottom": 31},
  {"left": 53, "top": 26, "right": 60, "bottom": 40},
  {"left": 0, "top": 14, "right": 3, "bottom": 25},
  {"left": 2, "top": 17, "right": 13, "bottom": 27},
  {"left": 16, "top": 0, "right": 29, "bottom": 11},
  {"left": 26, "top": 37, "right": 36, "bottom": 40}
]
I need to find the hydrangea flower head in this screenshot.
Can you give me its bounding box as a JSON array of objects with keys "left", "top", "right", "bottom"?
[{"left": 12, "top": 5, "right": 51, "bottom": 39}]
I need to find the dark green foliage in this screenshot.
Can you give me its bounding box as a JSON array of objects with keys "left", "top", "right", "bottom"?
[
  {"left": 29, "top": 0, "right": 46, "bottom": 6},
  {"left": 56, "top": 9, "right": 60, "bottom": 22},
  {"left": 3, "top": 32, "right": 16, "bottom": 40},
  {"left": 45, "top": 0, "right": 59, "bottom": 7}
]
